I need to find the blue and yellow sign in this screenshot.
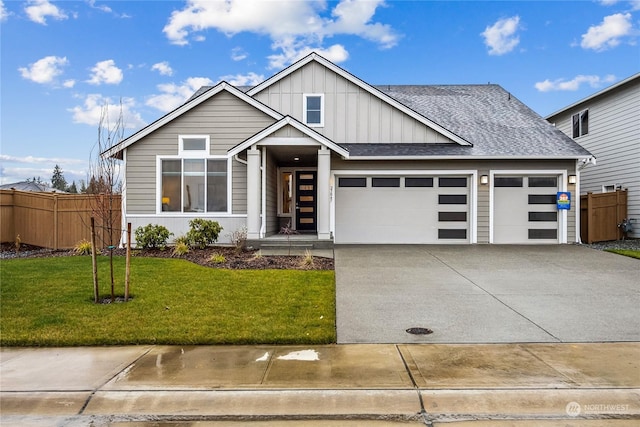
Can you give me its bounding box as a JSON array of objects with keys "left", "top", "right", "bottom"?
[{"left": 557, "top": 192, "right": 571, "bottom": 210}]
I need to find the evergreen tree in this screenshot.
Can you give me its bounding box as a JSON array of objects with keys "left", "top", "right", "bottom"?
[
  {"left": 79, "top": 179, "right": 87, "bottom": 193},
  {"left": 51, "top": 165, "right": 68, "bottom": 191},
  {"left": 67, "top": 181, "right": 78, "bottom": 193}
]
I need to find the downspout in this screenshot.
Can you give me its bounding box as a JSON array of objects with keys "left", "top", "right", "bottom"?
[
  {"left": 260, "top": 146, "right": 266, "bottom": 238},
  {"left": 234, "top": 154, "right": 247, "bottom": 166},
  {"left": 575, "top": 159, "right": 581, "bottom": 243}
]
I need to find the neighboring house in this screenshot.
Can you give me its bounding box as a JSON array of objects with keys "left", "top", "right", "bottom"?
[
  {"left": 546, "top": 73, "right": 640, "bottom": 239},
  {"left": 0, "top": 181, "right": 64, "bottom": 193},
  {"left": 105, "top": 53, "right": 593, "bottom": 246}
]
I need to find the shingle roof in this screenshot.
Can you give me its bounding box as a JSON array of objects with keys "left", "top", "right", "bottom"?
[
  {"left": 0, "top": 181, "right": 63, "bottom": 192},
  {"left": 188, "top": 82, "right": 592, "bottom": 159},
  {"left": 369, "top": 85, "right": 592, "bottom": 158}
]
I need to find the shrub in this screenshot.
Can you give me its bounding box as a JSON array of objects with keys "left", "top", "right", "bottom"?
[
  {"left": 134, "top": 224, "right": 173, "bottom": 250},
  {"left": 209, "top": 252, "right": 226, "bottom": 264},
  {"left": 74, "top": 239, "right": 93, "bottom": 255},
  {"left": 228, "top": 226, "right": 247, "bottom": 253},
  {"left": 185, "top": 219, "right": 222, "bottom": 249}
]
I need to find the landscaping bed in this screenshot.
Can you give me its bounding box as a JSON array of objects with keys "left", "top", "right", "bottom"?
[{"left": 0, "top": 243, "right": 334, "bottom": 270}]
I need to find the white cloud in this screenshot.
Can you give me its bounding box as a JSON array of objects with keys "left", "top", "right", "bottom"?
[
  {"left": 1, "top": 0, "right": 9, "bottom": 22},
  {"left": 24, "top": 0, "right": 67, "bottom": 25},
  {"left": 163, "top": 0, "right": 398, "bottom": 68},
  {"left": 481, "top": 16, "right": 522, "bottom": 55},
  {"left": 581, "top": 13, "right": 633, "bottom": 51},
  {"left": 146, "top": 77, "right": 214, "bottom": 113},
  {"left": 18, "top": 55, "right": 68, "bottom": 84},
  {"left": 88, "top": 0, "right": 112, "bottom": 13},
  {"left": 268, "top": 41, "right": 349, "bottom": 69},
  {"left": 218, "top": 72, "right": 264, "bottom": 86},
  {"left": 63, "top": 79, "right": 76, "bottom": 88},
  {"left": 534, "top": 74, "right": 616, "bottom": 92},
  {"left": 231, "top": 47, "right": 248, "bottom": 61},
  {"left": 69, "top": 94, "right": 146, "bottom": 129},
  {"left": 87, "top": 60, "right": 123, "bottom": 85},
  {"left": 151, "top": 61, "right": 174, "bottom": 76}
]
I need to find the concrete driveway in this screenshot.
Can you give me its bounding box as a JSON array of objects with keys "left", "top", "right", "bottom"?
[{"left": 335, "top": 245, "right": 640, "bottom": 344}]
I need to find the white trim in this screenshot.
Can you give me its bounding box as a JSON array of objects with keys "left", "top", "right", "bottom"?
[
  {"left": 121, "top": 149, "right": 127, "bottom": 247},
  {"left": 489, "top": 170, "right": 567, "bottom": 244},
  {"left": 156, "top": 154, "right": 231, "bottom": 215},
  {"left": 127, "top": 213, "right": 247, "bottom": 218},
  {"left": 303, "top": 93, "right": 324, "bottom": 127},
  {"left": 247, "top": 53, "right": 472, "bottom": 147},
  {"left": 348, "top": 155, "right": 593, "bottom": 161},
  {"left": 103, "top": 82, "right": 283, "bottom": 158},
  {"left": 259, "top": 137, "right": 322, "bottom": 146},
  {"left": 178, "top": 135, "right": 210, "bottom": 156},
  {"left": 228, "top": 116, "right": 349, "bottom": 158},
  {"left": 574, "top": 160, "right": 581, "bottom": 243},
  {"left": 260, "top": 146, "right": 266, "bottom": 238},
  {"left": 330, "top": 169, "right": 477, "bottom": 244}
]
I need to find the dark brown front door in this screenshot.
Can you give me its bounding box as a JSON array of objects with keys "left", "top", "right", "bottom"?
[{"left": 295, "top": 171, "right": 317, "bottom": 232}]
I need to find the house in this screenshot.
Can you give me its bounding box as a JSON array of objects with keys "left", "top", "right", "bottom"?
[
  {"left": 105, "top": 53, "right": 593, "bottom": 246},
  {"left": 546, "top": 73, "right": 640, "bottom": 239},
  {"left": 0, "top": 181, "right": 64, "bottom": 193}
]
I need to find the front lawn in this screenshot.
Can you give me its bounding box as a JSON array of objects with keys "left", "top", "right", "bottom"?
[
  {"left": 605, "top": 249, "right": 640, "bottom": 260},
  {"left": 0, "top": 256, "right": 335, "bottom": 346}
]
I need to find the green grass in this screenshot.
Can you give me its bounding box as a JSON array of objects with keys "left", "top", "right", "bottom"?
[
  {"left": 605, "top": 249, "right": 640, "bottom": 260},
  {"left": 0, "top": 256, "right": 335, "bottom": 346}
]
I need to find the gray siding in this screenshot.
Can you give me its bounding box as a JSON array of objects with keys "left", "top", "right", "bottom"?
[
  {"left": 331, "top": 158, "right": 577, "bottom": 243},
  {"left": 265, "top": 150, "right": 279, "bottom": 235},
  {"left": 232, "top": 159, "right": 247, "bottom": 214},
  {"left": 253, "top": 61, "right": 454, "bottom": 145},
  {"left": 125, "top": 91, "right": 275, "bottom": 214},
  {"left": 548, "top": 77, "right": 640, "bottom": 237}
]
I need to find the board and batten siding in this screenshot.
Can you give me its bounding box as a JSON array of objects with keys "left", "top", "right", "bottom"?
[
  {"left": 125, "top": 91, "right": 276, "bottom": 214},
  {"left": 252, "top": 61, "right": 454, "bottom": 145},
  {"left": 331, "top": 158, "right": 577, "bottom": 243},
  {"left": 548, "top": 76, "right": 640, "bottom": 237}
]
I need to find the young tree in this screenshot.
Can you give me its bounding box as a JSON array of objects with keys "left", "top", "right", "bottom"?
[
  {"left": 88, "top": 100, "right": 125, "bottom": 303},
  {"left": 51, "top": 165, "right": 68, "bottom": 191}
]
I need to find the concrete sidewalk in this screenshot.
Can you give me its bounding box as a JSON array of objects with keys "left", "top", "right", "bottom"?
[{"left": 1, "top": 343, "right": 639, "bottom": 426}]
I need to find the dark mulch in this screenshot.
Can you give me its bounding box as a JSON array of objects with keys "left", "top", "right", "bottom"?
[{"left": 0, "top": 242, "right": 333, "bottom": 270}]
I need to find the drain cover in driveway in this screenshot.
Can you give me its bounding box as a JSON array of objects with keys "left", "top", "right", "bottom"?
[{"left": 406, "top": 327, "right": 433, "bottom": 335}]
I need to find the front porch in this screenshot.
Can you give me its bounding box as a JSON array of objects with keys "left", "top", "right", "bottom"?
[{"left": 247, "top": 233, "right": 334, "bottom": 252}]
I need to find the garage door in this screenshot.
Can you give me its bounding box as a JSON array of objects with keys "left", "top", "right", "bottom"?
[
  {"left": 493, "top": 175, "right": 559, "bottom": 243},
  {"left": 335, "top": 175, "right": 469, "bottom": 244}
]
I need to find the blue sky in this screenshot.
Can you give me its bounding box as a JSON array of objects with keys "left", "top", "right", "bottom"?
[{"left": 1, "top": 0, "right": 638, "bottom": 186}]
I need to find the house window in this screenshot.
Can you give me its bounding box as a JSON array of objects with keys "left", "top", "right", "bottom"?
[
  {"left": 179, "top": 135, "right": 209, "bottom": 155},
  {"left": 303, "top": 94, "right": 324, "bottom": 127},
  {"left": 572, "top": 110, "right": 588, "bottom": 138},
  {"left": 160, "top": 158, "right": 228, "bottom": 213}
]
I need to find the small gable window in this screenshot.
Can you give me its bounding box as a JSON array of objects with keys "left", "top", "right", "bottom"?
[
  {"left": 572, "top": 110, "right": 588, "bottom": 138},
  {"left": 179, "top": 135, "right": 209, "bottom": 155},
  {"left": 303, "top": 94, "right": 324, "bottom": 127}
]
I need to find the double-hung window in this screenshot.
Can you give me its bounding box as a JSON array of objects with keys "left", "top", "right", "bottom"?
[
  {"left": 572, "top": 109, "right": 588, "bottom": 138},
  {"left": 303, "top": 94, "right": 324, "bottom": 127},
  {"left": 160, "top": 135, "right": 228, "bottom": 213}
]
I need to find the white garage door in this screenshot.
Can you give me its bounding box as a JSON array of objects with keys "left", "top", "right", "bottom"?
[
  {"left": 335, "top": 175, "right": 469, "bottom": 244},
  {"left": 493, "top": 175, "right": 559, "bottom": 244}
]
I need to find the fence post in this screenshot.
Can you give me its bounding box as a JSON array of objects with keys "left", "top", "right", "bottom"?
[
  {"left": 53, "top": 193, "right": 59, "bottom": 250},
  {"left": 586, "top": 192, "right": 593, "bottom": 244}
]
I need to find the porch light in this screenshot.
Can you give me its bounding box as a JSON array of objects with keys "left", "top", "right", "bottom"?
[
  {"left": 294, "top": 157, "right": 300, "bottom": 161},
  {"left": 568, "top": 175, "right": 577, "bottom": 185},
  {"left": 480, "top": 175, "right": 489, "bottom": 185}
]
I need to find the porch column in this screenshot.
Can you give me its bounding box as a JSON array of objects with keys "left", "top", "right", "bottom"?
[
  {"left": 247, "top": 147, "right": 261, "bottom": 239},
  {"left": 317, "top": 146, "right": 331, "bottom": 240}
]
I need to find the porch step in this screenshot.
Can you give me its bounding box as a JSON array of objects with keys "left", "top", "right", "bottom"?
[{"left": 247, "top": 239, "right": 334, "bottom": 250}]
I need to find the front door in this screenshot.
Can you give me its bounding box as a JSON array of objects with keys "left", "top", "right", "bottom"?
[{"left": 295, "top": 171, "right": 317, "bottom": 232}]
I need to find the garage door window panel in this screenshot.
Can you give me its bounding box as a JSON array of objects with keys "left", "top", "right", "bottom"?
[
  {"left": 529, "top": 177, "right": 558, "bottom": 187},
  {"left": 372, "top": 177, "right": 400, "bottom": 187},
  {"left": 405, "top": 177, "right": 434, "bottom": 187},
  {"left": 439, "top": 177, "right": 467, "bottom": 187},
  {"left": 439, "top": 229, "right": 467, "bottom": 239},
  {"left": 439, "top": 212, "right": 467, "bottom": 222},
  {"left": 495, "top": 177, "right": 523, "bottom": 187},
  {"left": 338, "top": 177, "right": 367, "bottom": 187},
  {"left": 439, "top": 194, "right": 467, "bottom": 204},
  {"left": 529, "top": 212, "right": 557, "bottom": 222},
  {"left": 529, "top": 229, "right": 557, "bottom": 239},
  {"left": 528, "top": 194, "right": 557, "bottom": 204}
]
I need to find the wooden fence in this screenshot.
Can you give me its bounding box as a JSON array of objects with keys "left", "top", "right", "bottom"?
[
  {"left": 580, "top": 189, "right": 628, "bottom": 244},
  {"left": 0, "top": 190, "right": 121, "bottom": 250}
]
